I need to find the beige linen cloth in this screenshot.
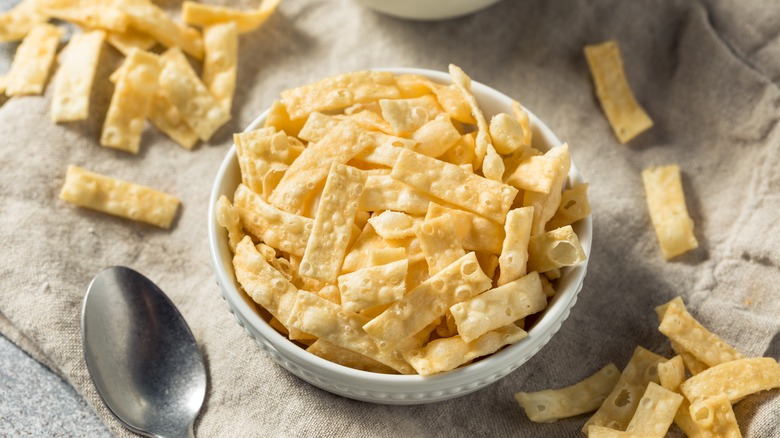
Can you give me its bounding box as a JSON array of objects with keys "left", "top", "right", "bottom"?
[{"left": 1, "top": 0, "right": 779, "bottom": 436}]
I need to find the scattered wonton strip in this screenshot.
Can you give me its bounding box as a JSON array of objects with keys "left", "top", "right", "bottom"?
[
  {"left": 182, "top": 0, "right": 281, "bottom": 33},
  {"left": 37, "top": 0, "right": 129, "bottom": 32},
  {"left": 100, "top": 49, "right": 161, "bottom": 153},
  {"left": 584, "top": 40, "right": 653, "bottom": 143},
  {"left": 52, "top": 30, "right": 105, "bottom": 122},
  {"left": 202, "top": 22, "right": 238, "bottom": 111},
  {"left": 5, "top": 23, "right": 62, "bottom": 96},
  {"left": 641, "top": 165, "right": 698, "bottom": 259},
  {"left": 515, "top": 364, "right": 620, "bottom": 423},
  {"left": 0, "top": 0, "right": 49, "bottom": 43},
  {"left": 59, "top": 165, "right": 179, "bottom": 228},
  {"left": 121, "top": 1, "right": 203, "bottom": 60}
]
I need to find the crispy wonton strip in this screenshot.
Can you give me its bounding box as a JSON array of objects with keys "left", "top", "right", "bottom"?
[
  {"left": 426, "top": 203, "right": 505, "bottom": 254},
  {"left": 498, "top": 206, "right": 533, "bottom": 286},
  {"left": 0, "top": 0, "right": 49, "bottom": 42},
  {"left": 527, "top": 225, "right": 587, "bottom": 273},
  {"left": 404, "top": 324, "right": 527, "bottom": 376},
  {"left": 523, "top": 144, "right": 571, "bottom": 235},
  {"left": 623, "top": 382, "right": 682, "bottom": 437},
  {"left": 287, "top": 291, "right": 413, "bottom": 374},
  {"left": 415, "top": 215, "right": 465, "bottom": 276},
  {"left": 658, "top": 298, "right": 743, "bottom": 368},
  {"left": 5, "top": 23, "right": 62, "bottom": 96},
  {"left": 584, "top": 40, "right": 653, "bottom": 144},
  {"left": 680, "top": 357, "right": 780, "bottom": 403},
  {"left": 338, "top": 259, "right": 407, "bottom": 313},
  {"left": 448, "top": 64, "right": 491, "bottom": 168},
  {"left": 299, "top": 163, "right": 367, "bottom": 283},
  {"left": 182, "top": 0, "right": 280, "bottom": 32},
  {"left": 120, "top": 1, "right": 203, "bottom": 59},
  {"left": 105, "top": 28, "right": 156, "bottom": 55},
  {"left": 37, "top": 0, "right": 128, "bottom": 32},
  {"left": 515, "top": 364, "right": 620, "bottom": 423},
  {"left": 582, "top": 346, "right": 666, "bottom": 434},
  {"left": 547, "top": 183, "right": 591, "bottom": 230},
  {"left": 202, "top": 21, "right": 238, "bottom": 111},
  {"left": 148, "top": 87, "right": 199, "bottom": 150},
  {"left": 363, "top": 252, "right": 491, "bottom": 350},
  {"left": 233, "top": 237, "right": 308, "bottom": 339},
  {"left": 281, "top": 70, "right": 400, "bottom": 120},
  {"left": 390, "top": 148, "right": 517, "bottom": 224},
  {"left": 306, "top": 340, "right": 396, "bottom": 374},
  {"left": 641, "top": 165, "right": 698, "bottom": 259},
  {"left": 269, "top": 120, "right": 376, "bottom": 214},
  {"left": 158, "top": 48, "right": 231, "bottom": 141},
  {"left": 60, "top": 165, "right": 179, "bottom": 228},
  {"left": 358, "top": 175, "right": 433, "bottom": 215},
  {"left": 51, "top": 30, "right": 105, "bottom": 122},
  {"left": 100, "top": 49, "right": 161, "bottom": 153},
  {"left": 451, "top": 271, "right": 545, "bottom": 343},
  {"left": 233, "top": 184, "right": 313, "bottom": 256}
]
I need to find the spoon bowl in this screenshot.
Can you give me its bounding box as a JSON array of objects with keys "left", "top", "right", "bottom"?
[{"left": 82, "top": 266, "right": 207, "bottom": 438}]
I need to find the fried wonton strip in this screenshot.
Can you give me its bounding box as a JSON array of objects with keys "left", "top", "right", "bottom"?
[
  {"left": 182, "top": 0, "right": 280, "bottom": 32},
  {"left": 584, "top": 40, "right": 653, "bottom": 144},
  {"left": 299, "top": 163, "right": 367, "bottom": 283},
  {"left": 515, "top": 364, "right": 621, "bottom": 423},
  {"left": 511, "top": 100, "right": 533, "bottom": 148},
  {"left": 404, "top": 324, "right": 527, "bottom": 376},
  {"left": 233, "top": 184, "right": 312, "bottom": 256},
  {"left": 448, "top": 64, "right": 491, "bottom": 168},
  {"left": 358, "top": 175, "right": 433, "bottom": 215},
  {"left": 287, "top": 291, "right": 413, "bottom": 374},
  {"left": 505, "top": 155, "right": 558, "bottom": 194},
  {"left": 215, "top": 195, "right": 245, "bottom": 252},
  {"left": 234, "top": 237, "right": 309, "bottom": 339},
  {"left": 657, "top": 355, "right": 685, "bottom": 393},
  {"left": 281, "top": 70, "right": 400, "bottom": 120},
  {"left": 367, "top": 211, "right": 419, "bottom": 240},
  {"left": 352, "top": 137, "right": 414, "bottom": 168},
  {"left": 583, "top": 346, "right": 666, "bottom": 434},
  {"left": 338, "top": 259, "right": 407, "bottom": 313},
  {"left": 37, "top": 0, "right": 128, "bottom": 32},
  {"left": 0, "top": 0, "right": 48, "bottom": 42},
  {"left": 527, "top": 225, "right": 587, "bottom": 273},
  {"left": 379, "top": 94, "right": 443, "bottom": 136},
  {"left": 547, "top": 183, "right": 591, "bottom": 230},
  {"left": 441, "top": 133, "right": 477, "bottom": 166},
  {"left": 489, "top": 112, "right": 527, "bottom": 155},
  {"left": 641, "top": 165, "right": 698, "bottom": 259},
  {"left": 202, "top": 22, "right": 237, "bottom": 111},
  {"left": 51, "top": 30, "right": 105, "bottom": 122},
  {"left": 158, "top": 48, "right": 231, "bottom": 141},
  {"left": 306, "top": 339, "right": 397, "bottom": 374},
  {"left": 364, "top": 252, "right": 491, "bottom": 350},
  {"left": 415, "top": 215, "right": 465, "bottom": 276},
  {"left": 100, "top": 49, "right": 161, "bottom": 153},
  {"left": 681, "top": 357, "right": 780, "bottom": 403},
  {"left": 426, "top": 203, "right": 505, "bottom": 254},
  {"left": 120, "top": 1, "right": 203, "bottom": 60},
  {"left": 5, "top": 23, "right": 62, "bottom": 96},
  {"left": 234, "top": 128, "right": 302, "bottom": 195},
  {"left": 411, "top": 114, "right": 461, "bottom": 157},
  {"left": 498, "top": 206, "right": 533, "bottom": 286},
  {"left": 270, "top": 120, "right": 376, "bottom": 214},
  {"left": 688, "top": 395, "right": 742, "bottom": 438},
  {"left": 623, "top": 382, "right": 683, "bottom": 436},
  {"left": 263, "top": 99, "right": 306, "bottom": 137},
  {"left": 368, "top": 247, "right": 406, "bottom": 266},
  {"left": 451, "top": 271, "right": 545, "bottom": 343},
  {"left": 658, "top": 299, "right": 743, "bottom": 367},
  {"left": 105, "top": 28, "right": 156, "bottom": 55},
  {"left": 390, "top": 148, "right": 518, "bottom": 224},
  {"left": 148, "top": 88, "right": 199, "bottom": 150},
  {"left": 60, "top": 165, "right": 179, "bottom": 228},
  {"left": 482, "top": 143, "right": 505, "bottom": 181},
  {"left": 341, "top": 224, "right": 387, "bottom": 271},
  {"left": 523, "top": 144, "right": 571, "bottom": 235}
]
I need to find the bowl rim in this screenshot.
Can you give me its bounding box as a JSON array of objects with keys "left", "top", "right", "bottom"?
[{"left": 208, "top": 66, "right": 592, "bottom": 385}]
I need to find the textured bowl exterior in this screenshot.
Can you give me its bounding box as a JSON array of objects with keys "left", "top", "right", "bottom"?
[{"left": 208, "top": 67, "right": 592, "bottom": 405}]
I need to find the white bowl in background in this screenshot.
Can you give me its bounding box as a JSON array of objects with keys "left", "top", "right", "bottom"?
[
  {"left": 355, "top": 0, "right": 505, "bottom": 20},
  {"left": 208, "top": 67, "right": 592, "bottom": 405}
]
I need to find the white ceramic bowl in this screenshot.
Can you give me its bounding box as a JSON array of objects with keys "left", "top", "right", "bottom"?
[
  {"left": 355, "top": 0, "right": 505, "bottom": 20},
  {"left": 208, "top": 67, "right": 592, "bottom": 405}
]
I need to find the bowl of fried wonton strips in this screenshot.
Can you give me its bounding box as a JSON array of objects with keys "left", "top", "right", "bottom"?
[{"left": 208, "top": 65, "right": 592, "bottom": 404}]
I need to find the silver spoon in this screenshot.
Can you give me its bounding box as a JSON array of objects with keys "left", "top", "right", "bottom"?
[{"left": 82, "top": 266, "right": 207, "bottom": 438}]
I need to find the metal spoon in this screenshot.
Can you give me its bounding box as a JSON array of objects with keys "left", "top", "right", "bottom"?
[{"left": 82, "top": 266, "right": 207, "bottom": 438}]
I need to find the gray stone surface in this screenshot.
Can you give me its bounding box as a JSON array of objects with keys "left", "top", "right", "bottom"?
[{"left": 0, "top": 335, "right": 111, "bottom": 437}]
